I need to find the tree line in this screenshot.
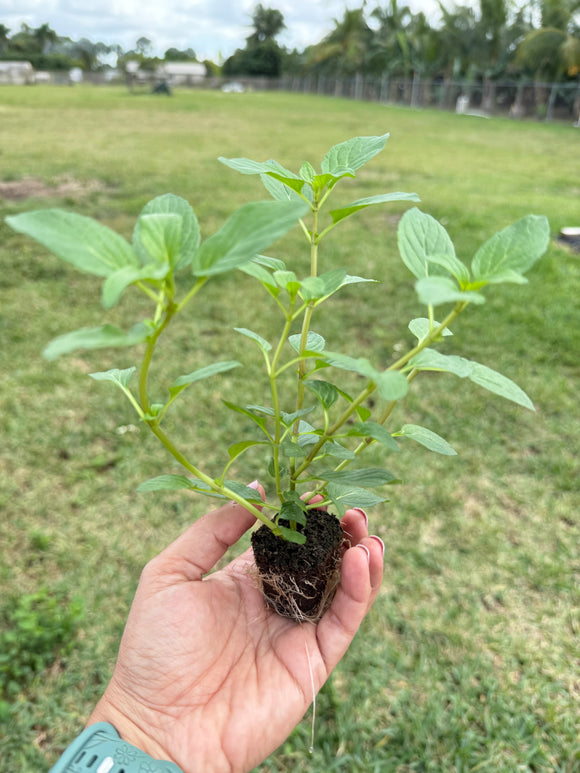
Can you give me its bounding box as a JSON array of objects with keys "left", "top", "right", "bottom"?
[{"left": 1, "top": 1, "right": 579, "bottom": 82}]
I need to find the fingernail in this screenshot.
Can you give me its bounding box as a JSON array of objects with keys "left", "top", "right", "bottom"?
[
  {"left": 369, "top": 535, "right": 386, "bottom": 558},
  {"left": 248, "top": 480, "right": 260, "bottom": 489},
  {"left": 352, "top": 507, "right": 368, "bottom": 527},
  {"left": 356, "top": 543, "right": 370, "bottom": 562}
]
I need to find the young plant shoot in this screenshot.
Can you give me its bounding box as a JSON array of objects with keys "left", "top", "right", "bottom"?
[{"left": 6, "top": 133, "right": 550, "bottom": 620}]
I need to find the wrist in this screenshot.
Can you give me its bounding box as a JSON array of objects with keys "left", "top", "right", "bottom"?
[
  {"left": 49, "top": 721, "right": 183, "bottom": 773},
  {"left": 88, "top": 686, "right": 177, "bottom": 767}
]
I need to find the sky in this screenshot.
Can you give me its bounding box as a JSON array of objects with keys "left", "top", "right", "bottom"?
[{"left": 0, "top": 0, "right": 444, "bottom": 62}]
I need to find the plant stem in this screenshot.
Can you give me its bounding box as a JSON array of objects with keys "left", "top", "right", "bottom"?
[
  {"left": 147, "top": 422, "right": 280, "bottom": 534},
  {"left": 295, "top": 202, "right": 320, "bottom": 413},
  {"left": 269, "top": 300, "right": 297, "bottom": 500},
  {"left": 293, "top": 382, "right": 375, "bottom": 479},
  {"left": 387, "top": 303, "right": 466, "bottom": 373},
  {"left": 292, "top": 303, "right": 468, "bottom": 481},
  {"left": 138, "top": 306, "right": 175, "bottom": 414}
]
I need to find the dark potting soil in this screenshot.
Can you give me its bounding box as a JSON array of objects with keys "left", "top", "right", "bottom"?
[{"left": 251, "top": 508, "right": 344, "bottom": 621}]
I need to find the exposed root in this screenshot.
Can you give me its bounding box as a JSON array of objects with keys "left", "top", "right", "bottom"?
[{"left": 254, "top": 551, "right": 342, "bottom": 624}]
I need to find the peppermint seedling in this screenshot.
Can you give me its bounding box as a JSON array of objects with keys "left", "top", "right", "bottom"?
[{"left": 6, "top": 133, "right": 550, "bottom": 619}]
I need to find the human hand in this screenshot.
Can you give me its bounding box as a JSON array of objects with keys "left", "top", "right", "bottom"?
[{"left": 88, "top": 486, "right": 384, "bottom": 773}]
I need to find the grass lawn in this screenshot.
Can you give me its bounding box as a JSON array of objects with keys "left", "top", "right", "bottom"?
[{"left": 0, "top": 85, "right": 578, "bottom": 772}]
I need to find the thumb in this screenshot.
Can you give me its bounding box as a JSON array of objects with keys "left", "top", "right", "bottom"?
[{"left": 152, "top": 482, "right": 265, "bottom": 582}]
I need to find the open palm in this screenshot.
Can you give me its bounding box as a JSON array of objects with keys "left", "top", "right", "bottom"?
[{"left": 89, "top": 491, "right": 384, "bottom": 773}]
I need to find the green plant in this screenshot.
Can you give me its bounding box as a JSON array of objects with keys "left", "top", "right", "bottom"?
[
  {"left": 0, "top": 588, "right": 83, "bottom": 716},
  {"left": 5, "top": 133, "right": 550, "bottom": 618}
]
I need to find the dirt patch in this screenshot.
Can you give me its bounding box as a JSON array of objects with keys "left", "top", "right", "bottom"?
[{"left": 0, "top": 175, "right": 107, "bottom": 202}]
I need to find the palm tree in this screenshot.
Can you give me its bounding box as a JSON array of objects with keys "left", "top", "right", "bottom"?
[
  {"left": 370, "top": 0, "right": 413, "bottom": 75},
  {"left": 0, "top": 24, "right": 10, "bottom": 54},
  {"left": 33, "top": 23, "right": 58, "bottom": 54},
  {"left": 517, "top": 0, "right": 580, "bottom": 78},
  {"left": 309, "top": 6, "right": 373, "bottom": 75},
  {"left": 247, "top": 4, "right": 285, "bottom": 45}
]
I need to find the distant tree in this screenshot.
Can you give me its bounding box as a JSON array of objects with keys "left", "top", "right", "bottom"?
[
  {"left": 136, "top": 36, "right": 153, "bottom": 57},
  {"left": 33, "top": 23, "right": 58, "bottom": 54},
  {"left": 369, "top": 0, "right": 413, "bottom": 75},
  {"left": 517, "top": 25, "right": 580, "bottom": 77},
  {"left": 0, "top": 24, "right": 11, "bottom": 54},
  {"left": 223, "top": 4, "right": 286, "bottom": 77},
  {"left": 309, "top": 6, "right": 373, "bottom": 75},
  {"left": 247, "top": 4, "right": 285, "bottom": 44},
  {"left": 203, "top": 58, "right": 221, "bottom": 76},
  {"left": 70, "top": 38, "right": 114, "bottom": 71},
  {"left": 434, "top": 3, "right": 482, "bottom": 77},
  {"left": 164, "top": 47, "right": 197, "bottom": 61}
]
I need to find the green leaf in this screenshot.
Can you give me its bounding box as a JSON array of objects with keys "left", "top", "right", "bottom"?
[
  {"left": 246, "top": 404, "right": 275, "bottom": 417},
  {"left": 89, "top": 366, "right": 136, "bottom": 388},
  {"left": 322, "top": 468, "right": 399, "bottom": 487},
  {"left": 223, "top": 481, "right": 265, "bottom": 502},
  {"left": 375, "top": 371, "right": 409, "bottom": 401},
  {"left": 426, "top": 252, "right": 470, "bottom": 285},
  {"left": 133, "top": 194, "right": 200, "bottom": 271},
  {"left": 223, "top": 400, "right": 269, "bottom": 433},
  {"left": 306, "top": 380, "right": 339, "bottom": 410},
  {"left": 192, "top": 200, "right": 308, "bottom": 277},
  {"left": 348, "top": 421, "right": 400, "bottom": 452},
  {"left": 329, "top": 192, "right": 420, "bottom": 225},
  {"left": 323, "top": 352, "right": 379, "bottom": 380},
  {"left": 321, "top": 133, "right": 390, "bottom": 175},
  {"left": 218, "top": 156, "right": 300, "bottom": 180},
  {"left": 280, "top": 407, "right": 315, "bottom": 426},
  {"left": 397, "top": 208, "right": 456, "bottom": 280},
  {"left": 238, "top": 261, "right": 278, "bottom": 288},
  {"left": 415, "top": 276, "right": 485, "bottom": 306},
  {"left": 273, "top": 270, "right": 301, "bottom": 293},
  {"left": 300, "top": 269, "right": 347, "bottom": 301},
  {"left": 279, "top": 500, "right": 308, "bottom": 526},
  {"left": 398, "top": 424, "right": 457, "bottom": 455},
  {"left": 6, "top": 209, "right": 138, "bottom": 277},
  {"left": 227, "top": 440, "right": 268, "bottom": 460},
  {"left": 101, "top": 262, "right": 168, "bottom": 309},
  {"left": 170, "top": 361, "right": 241, "bottom": 398},
  {"left": 323, "top": 443, "right": 356, "bottom": 460},
  {"left": 299, "top": 161, "right": 316, "bottom": 183},
  {"left": 259, "top": 173, "right": 306, "bottom": 203},
  {"left": 277, "top": 525, "right": 307, "bottom": 545},
  {"left": 468, "top": 362, "right": 535, "bottom": 410},
  {"left": 43, "top": 323, "right": 149, "bottom": 360},
  {"left": 234, "top": 327, "right": 272, "bottom": 352},
  {"left": 280, "top": 440, "right": 307, "bottom": 459},
  {"left": 408, "top": 318, "right": 453, "bottom": 341},
  {"left": 288, "top": 331, "right": 325, "bottom": 353},
  {"left": 296, "top": 420, "right": 321, "bottom": 447},
  {"left": 218, "top": 157, "right": 306, "bottom": 195},
  {"left": 410, "top": 348, "right": 473, "bottom": 378},
  {"left": 471, "top": 215, "right": 550, "bottom": 284},
  {"left": 137, "top": 474, "right": 196, "bottom": 492},
  {"left": 326, "top": 483, "right": 387, "bottom": 513},
  {"left": 253, "top": 255, "right": 287, "bottom": 271},
  {"left": 323, "top": 353, "right": 408, "bottom": 400},
  {"left": 132, "top": 213, "right": 182, "bottom": 270}
]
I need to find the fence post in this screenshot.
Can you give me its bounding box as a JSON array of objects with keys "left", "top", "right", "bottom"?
[
  {"left": 411, "top": 71, "right": 420, "bottom": 107},
  {"left": 380, "top": 73, "right": 389, "bottom": 103},
  {"left": 354, "top": 72, "right": 363, "bottom": 100},
  {"left": 546, "top": 83, "right": 558, "bottom": 121}
]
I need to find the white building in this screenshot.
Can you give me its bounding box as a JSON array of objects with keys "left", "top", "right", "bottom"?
[
  {"left": 0, "top": 61, "right": 35, "bottom": 85},
  {"left": 156, "top": 62, "right": 206, "bottom": 86}
]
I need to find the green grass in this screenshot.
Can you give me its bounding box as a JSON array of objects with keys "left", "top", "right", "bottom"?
[{"left": 0, "top": 85, "right": 578, "bottom": 772}]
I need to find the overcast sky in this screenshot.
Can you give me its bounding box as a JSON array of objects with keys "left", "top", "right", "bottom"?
[{"left": 1, "top": 0, "right": 444, "bottom": 62}]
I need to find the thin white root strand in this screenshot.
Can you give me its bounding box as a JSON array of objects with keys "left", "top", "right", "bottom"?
[{"left": 304, "top": 636, "right": 316, "bottom": 754}]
